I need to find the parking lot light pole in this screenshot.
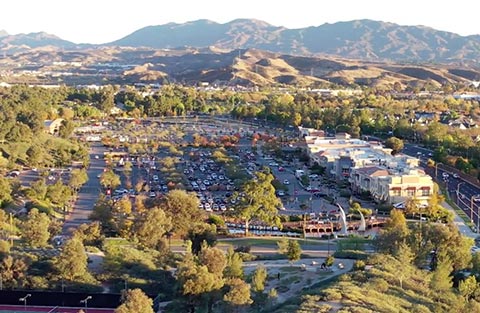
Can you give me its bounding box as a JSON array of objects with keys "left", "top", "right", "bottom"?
[
  {"left": 435, "top": 162, "right": 444, "bottom": 179},
  {"left": 19, "top": 294, "right": 31, "bottom": 310},
  {"left": 471, "top": 196, "right": 476, "bottom": 225},
  {"left": 80, "top": 296, "right": 92, "bottom": 312},
  {"left": 457, "top": 182, "right": 465, "bottom": 205}
]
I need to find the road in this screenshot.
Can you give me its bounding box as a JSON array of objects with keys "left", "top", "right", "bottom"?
[
  {"left": 403, "top": 143, "right": 480, "bottom": 237},
  {"left": 62, "top": 143, "right": 107, "bottom": 234}
]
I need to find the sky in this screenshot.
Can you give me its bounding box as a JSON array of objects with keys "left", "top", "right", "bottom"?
[{"left": 1, "top": 0, "right": 479, "bottom": 44}]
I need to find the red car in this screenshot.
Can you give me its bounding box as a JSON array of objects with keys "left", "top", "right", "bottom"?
[{"left": 278, "top": 166, "right": 285, "bottom": 172}]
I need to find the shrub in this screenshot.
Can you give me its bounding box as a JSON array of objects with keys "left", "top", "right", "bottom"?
[
  {"left": 322, "top": 288, "right": 342, "bottom": 301},
  {"left": 354, "top": 260, "right": 366, "bottom": 270},
  {"left": 234, "top": 245, "right": 251, "bottom": 253},
  {"left": 238, "top": 252, "right": 256, "bottom": 261},
  {"left": 207, "top": 214, "right": 225, "bottom": 228}
]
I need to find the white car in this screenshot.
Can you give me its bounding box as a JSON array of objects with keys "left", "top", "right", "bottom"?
[{"left": 283, "top": 179, "right": 290, "bottom": 185}]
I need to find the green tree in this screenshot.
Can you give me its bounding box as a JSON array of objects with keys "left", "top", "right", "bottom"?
[
  {"left": 430, "top": 253, "right": 453, "bottom": 294},
  {"left": 26, "top": 145, "right": 44, "bottom": 167},
  {"left": 161, "top": 190, "right": 203, "bottom": 236},
  {"left": 0, "top": 255, "right": 28, "bottom": 288},
  {"left": 21, "top": 208, "right": 51, "bottom": 248},
  {"left": 375, "top": 209, "right": 409, "bottom": 254},
  {"left": 199, "top": 246, "right": 227, "bottom": 277},
  {"left": 224, "top": 247, "right": 244, "bottom": 279},
  {"left": 134, "top": 207, "right": 172, "bottom": 250},
  {"left": 286, "top": 239, "right": 302, "bottom": 263},
  {"left": 30, "top": 178, "right": 47, "bottom": 200},
  {"left": 100, "top": 169, "right": 121, "bottom": 189},
  {"left": 73, "top": 222, "right": 103, "bottom": 246},
  {"left": 55, "top": 237, "right": 88, "bottom": 281},
  {"left": 58, "top": 119, "right": 75, "bottom": 139},
  {"left": 46, "top": 180, "right": 72, "bottom": 207},
  {"left": 233, "top": 172, "right": 281, "bottom": 236},
  {"left": 177, "top": 255, "right": 224, "bottom": 312},
  {"left": 0, "top": 177, "right": 12, "bottom": 206},
  {"left": 115, "top": 288, "right": 154, "bottom": 313},
  {"left": 459, "top": 275, "right": 478, "bottom": 301},
  {"left": 252, "top": 265, "right": 268, "bottom": 292},
  {"left": 385, "top": 137, "right": 404, "bottom": 155},
  {"left": 186, "top": 223, "right": 217, "bottom": 255},
  {"left": 223, "top": 278, "right": 253, "bottom": 307},
  {"left": 68, "top": 168, "right": 88, "bottom": 190}
]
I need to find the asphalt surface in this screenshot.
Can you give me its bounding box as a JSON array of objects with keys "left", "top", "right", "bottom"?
[
  {"left": 403, "top": 143, "right": 480, "bottom": 236},
  {"left": 62, "top": 143, "right": 107, "bottom": 234}
]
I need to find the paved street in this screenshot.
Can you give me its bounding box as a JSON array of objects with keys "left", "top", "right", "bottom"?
[
  {"left": 403, "top": 143, "right": 480, "bottom": 238},
  {"left": 62, "top": 143, "right": 107, "bottom": 234}
]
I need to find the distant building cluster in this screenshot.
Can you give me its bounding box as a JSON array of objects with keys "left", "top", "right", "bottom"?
[{"left": 299, "top": 127, "right": 434, "bottom": 206}]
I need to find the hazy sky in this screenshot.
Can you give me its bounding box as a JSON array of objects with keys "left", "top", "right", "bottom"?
[{"left": 2, "top": 0, "right": 479, "bottom": 44}]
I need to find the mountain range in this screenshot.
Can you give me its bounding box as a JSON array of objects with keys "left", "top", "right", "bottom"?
[{"left": 1, "top": 19, "right": 480, "bottom": 64}]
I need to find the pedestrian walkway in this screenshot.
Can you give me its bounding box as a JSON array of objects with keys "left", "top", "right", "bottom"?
[{"left": 442, "top": 201, "right": 478, "bottom": 239}]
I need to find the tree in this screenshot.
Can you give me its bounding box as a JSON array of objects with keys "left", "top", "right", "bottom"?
[
  {"left": 459, "top": 275, "right": 478, "bottom": 301},
  {"left": 177, "top": 256, "right": 224, "bottom": 312},
  {"left": 161, "top": 190, "right": 203, "bottom": 236},
  {"left": 21, "top": 208, "right": 51, "bottom": 248},
  {"left": 26, "top": 145, "right": 44, "bottom": 167},
  {"left": 0, "top": 177, "right": 12, "bottom": 206},
  {"left": 134, "top": 207, "right": 172, "bottom": 250},
  {"left": 58, "top": 119, "right": 75, "bottom": 139},
  {"left": 73, "top": 222, "right": 103, "bottom": 246},
  {"left": 100, "top": 169, "right": 121, "bottom": 190},
  {"left": 199, "top": 246, "right": 227, "bottom": 277},
  {"left": 30, "top": 178, "right": 47, "bottom": 200},
  {"left": 252, "top": 265, "right": 268, "bottom": 292},
  {"left": 224, "top": 247, "right": 244, "bottom": 279},
  {"left": 233, "top": 172, "right": 281, "bottom": 235},
  {"left": 55, "top": 237, "right": 88, "bottom": 281},
  {"left": 375, "top": 209, "right": 409, "bottom": 254},
  {"left": 286, "top": 239, "right": 302, "bottom": 263},
  {"left": 112, "top": 197, "right": 133, "bottom": 237},
  {"left": 0, "top": 255, "right": 28, "bottom": 288},
  {"left": 223, "top": 278, "right": 253, "bottom": 307},
  {"left": 186, "top": 223, "right": 217, "bottom": 255},
  {"left": 46, "top": 180, "right": 72, "bottom": 207},
  {"left": 385, "top": 137, "right": 404, "bottom": 155},
  {"left": 68, "top": 168, "right": 88, "bottom": 190},
  {"left": 115, "top": 288, "right": 154, "bottom": 313},
  {"left": 430, "top": 252, "right": 453, "bottom": 294},
  {"left": 391, "top": 243, "right": 414, "bottom": 289}
]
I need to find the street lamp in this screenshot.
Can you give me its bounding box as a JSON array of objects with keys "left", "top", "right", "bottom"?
[
  {"left": 470, "top": 196, "right": 477, "bottom": 226},
  {"left": 456, "top": 182, "right": 466, "bottom": 204},
  {"left": 80, "top": 296, "right": 92, "bottom": 312},
  {"left": 435, "top": 162, "right": 444, "bottom": 179},
  {"left": 19, "top": 294, "right": 31, "bottom": 310}
]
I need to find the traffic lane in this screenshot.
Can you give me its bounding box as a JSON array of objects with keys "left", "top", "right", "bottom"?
[{"left": 63, "top": 144, "right": 107, "bottom": 233}]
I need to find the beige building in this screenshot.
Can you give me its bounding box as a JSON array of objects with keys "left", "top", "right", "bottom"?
[
  {"left": 299, "top": 126, "right": 434, "bottom": 205},
  {"left": 44, "top": 118, "right": 64, "bottom": 135},
  {"left": 350, "top": 166, "right": 433, "bottom": 205}
]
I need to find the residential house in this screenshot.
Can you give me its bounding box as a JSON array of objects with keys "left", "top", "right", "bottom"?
[{"left": 44, "top": 118, "right": 64, "bottom": 135}]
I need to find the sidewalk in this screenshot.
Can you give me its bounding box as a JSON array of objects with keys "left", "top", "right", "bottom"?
[{"left": 442, "top": 201, "right": 478, "bottom": 239}]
